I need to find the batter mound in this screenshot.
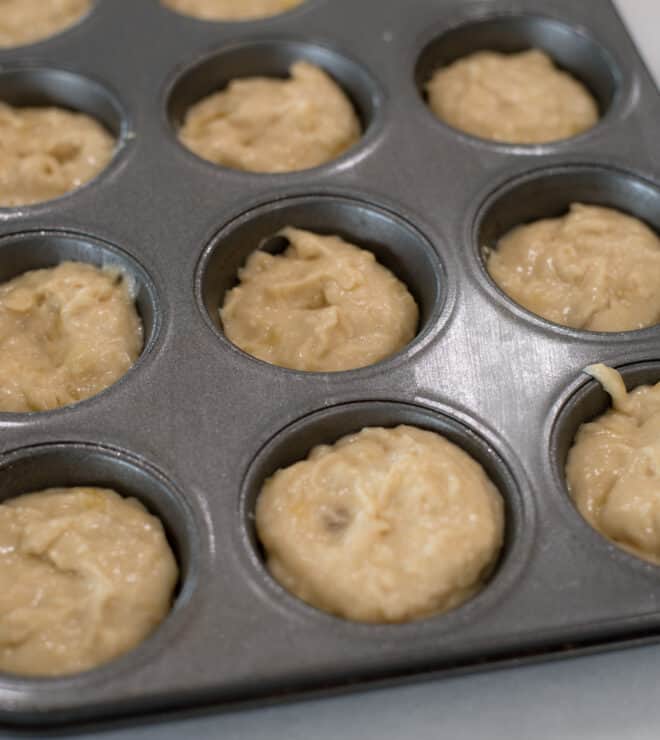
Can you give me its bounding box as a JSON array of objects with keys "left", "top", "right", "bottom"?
[
  {"left": 0, "top": 102, "right": 115, "bottom": 207},
  {"left": 567, "top": 364, "right": 660, "bottom": 566},
  {"left": 486, "top": 204, "right": 660, "bottom": 332},
  {"left": 256, "top": 425, "right": 505, "bottom": 623},
  {"left": 220, "top": 227, "right": 419, "bottom": 372},
  {"left": 426, "top": 49, "right": 599, "bottom": 144},
  {"left": 0, "top": 0, "right": 90, "bottom": 48},
  {"left": 0, "top": 487, "right": 178, "bottom": 676},
  {"left": 0, "top": 261, "right": 143, "bottom": 413},
  {"left": 179, "top": 61, "right": 361, "bottom": 173},
  {"left": 162, "top": 0, "right": 303, "bottom": 21}
]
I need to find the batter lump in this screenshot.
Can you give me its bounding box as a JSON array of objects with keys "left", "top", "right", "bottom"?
[
  {"left": 179, "top": 61, "right": 361, "bottom": 173},
  {"left": 486, "top": 204, "right": 660, "bottom": 332},
  {"left": 0, "top": 102, "right": 115, "bottom": 207},
  {"left": 0, "top": 487, "right": 178, "bottom": 676},
  {"left": 0, "top": 262, "right": 143, "bottom": 413},
  {"left": 426, "top": 49, "right": 599, "bottom": 144},
  {"left": 256, "top": 425, "right": 505, "bottom": 623},
  {"left": 567, "top": 364, "right": 660, "bottom": 566},
  {"left": 220, "top": 227, "right": 419, "bottom": 372},
  {"left": 162, "top": 0, "right": 303, "bottom": 21},
  {"left": 0, "top": 0, "right": 90, "bottom": 48}
]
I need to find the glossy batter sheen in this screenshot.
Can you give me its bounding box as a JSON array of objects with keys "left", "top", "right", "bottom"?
[
  {"left": 0, "top": 487, "right": 178, "bottom": 677},
  {"left": 567, "top": 364, "right": 660, "bottom": 566},
  {"left": 179, "top": 61, "right": 361, "bottom": 173},
  {"left": 486, "top": 204, "right": 660, "bottom": 332},
  {"left": 426, "top": 49, "right": 599, "bottom": 144},
  {"left": 0, "top": 262, "right": 143, "bottom": 413},
  {"left": 0, "top": 102, "right": 115, "bottom": 207},
  {"left": 0, "top": 0, "right": 90, "bottom": 48},
  {"left": 220, "top": 227, "right": 419, "bottom": 372},
  {"left": 162, "top": 0, "right": 303, "bottom": 20},
  {"left": 256, "top": 426, "right": 505, "bottom": 623}
]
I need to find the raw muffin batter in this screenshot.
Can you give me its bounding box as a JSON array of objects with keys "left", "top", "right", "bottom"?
[
  {"left": 161, "top": 0, "right": 303, "bottom": 21},
  {"left": 0, "top": 261, "right": 143, "bottom": 413},
  {"left": 179, "top": 61, "right": 361, "bottom": 173},
  {"left": 256, "top": 425, "right": 505, "bottom": 623},
  {"left": 486, "top": 204, "right": 660, "bottom": 332},
  {"left": 426, "top": 49, "right": 599, "bottom": 144},
  {"left": 220, "top": 227, "right": 419, "bottom": 372},
  {"left": 0, "top": 487, "right": 178, "bottom": 676},
  {"left": 0, "top": 102, "right": 115, "bottom": 207},
  {"left": 567, "top": 364, "right": 660, "bottom": 566},
  {"left": 0, "top": 0, "right": 90, "bottom": 48}
]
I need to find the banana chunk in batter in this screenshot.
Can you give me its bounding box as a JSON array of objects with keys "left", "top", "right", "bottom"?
[
  {"left": 426, "top": 49, "right": 598, "bottom": 144},
  {"left": 0, "top": 0, "right": 90, "bottom": 48},
  {"left": 0, "top": 102, "right": 115, "bottom": 207},
  {"left": 0, "top": 261, "right": 143, "bottom": 413},
  {"left": 0, "top": 487, "right": 178, "bottom": 677},
  {"left": 256, "top": 425, "right": 505, "bottom": 623},
  {"left": 179, "top": 61, "right": 361, "bottom": 173},
  {"left": 486, "top": 204, "right": 660, "bottom": 332},
  {"left": 567, "top": 364, "right": 660, "bottom": 566},
  {"left": 162, "top": 0, "right": 303, "bottom": 21},
  {"left": 220, "top": 227, "right": 419, "bottom": 372}
]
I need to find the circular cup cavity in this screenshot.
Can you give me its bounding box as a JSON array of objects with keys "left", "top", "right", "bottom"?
[
  {"left": 0, "top": 442, "right": 197, "bottom": 683},
  {"left": 166, "top": 39, "right": 381, "bottom": 171},
  {"left": 550, "top": 361, "right": 660, "bottom": 569},
  {"left": 0, "top": 66, "right": 128, "bottom": 208},
  {"left": 197, "top": 195, "right": 446, "bottom": 374},
  {"left": 240, "top": 401, "right": 526, "bottom": 628},
  {"left": 0, "top": 231, "right": 160, "bottom": 414},
  {"left": 415, "top": 13, "right": 619, "bottom": 147},
  {"left": 474, "top": 165, "right": 660, "bottom": 337}
]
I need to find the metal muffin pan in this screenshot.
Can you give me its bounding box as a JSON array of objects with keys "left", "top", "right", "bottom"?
[{"left": 0, "top": 0, "right": 659, "bottom": 728}]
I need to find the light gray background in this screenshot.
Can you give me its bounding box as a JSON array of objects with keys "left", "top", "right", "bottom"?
[{"left": 3, "top": 1, "right": 659, "bottom": 737}]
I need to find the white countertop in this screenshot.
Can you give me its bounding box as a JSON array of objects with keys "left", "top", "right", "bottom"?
[
  {"left": 3, "top": 1, "right": 659, "bottom": 738},
  {"left": 615, "top": 0, "right": 660, "bottom": 86}
]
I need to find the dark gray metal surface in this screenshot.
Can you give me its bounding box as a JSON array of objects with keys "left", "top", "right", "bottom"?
[{"left": 0, "top": 0, "right": 659, "bottom": 728}]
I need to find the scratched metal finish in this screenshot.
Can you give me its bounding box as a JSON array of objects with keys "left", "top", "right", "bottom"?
[{"left": 0, "top": 0, "right": 659, "bottom": 727}]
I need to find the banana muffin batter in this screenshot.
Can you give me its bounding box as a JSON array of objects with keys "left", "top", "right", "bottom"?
[
  {"left": 567, "top": 364, "right": 660, "bottom": 566},
  {"left": 256, "top": 425, "right": 505, "bottom": 623},
  {"left": 220, "top": 227, "right": 419, "bottom": 372},
  {"left": 0, "top": 261, "right": 143, "bottom": 413},
  {"left": 162, "top": 0, "right": 303, "bottom": 21},
  {"left": 486, "top": 204, "right": 660, "bottom": 332},
  {"left": 426, "top": 49, "right": 599, "bottom": 144},
  {"left": 0, "top": 487, "right": 178, "bottom": 676},
  {"left": 0, "top": 102, "right": 115, "bottom": 207},
  {"left": 179, "top": 61, "right": 361, "bottom": 173},
  {"left": 0, "top": 0, "right": 90, "bottom": 48}
]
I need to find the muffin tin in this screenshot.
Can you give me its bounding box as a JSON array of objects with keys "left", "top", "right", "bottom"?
[{"left": 0, "top": 0, "right": 659, "bottom": 728}]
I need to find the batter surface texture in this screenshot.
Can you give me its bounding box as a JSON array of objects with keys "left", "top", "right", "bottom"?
[
  {"left": 256, "top": 425, "right": 505, "bottom": 623},
  {"left": 162, "top": 0, "right": 303, "bottom": 20},
  {"left": 0, "top": 261, "right": 143, "bottom": 413},
  {"left": 179, "top": 61, "right": 361, "bottom": 173},
  {"left": 486, "top": 204, "right": 660, "bottom": 332},
  {"left": 0, "top": 102, "right": 115, "bottom": 207},
  {"left": 0, "top": 0, "right": 90, "bottom": 48},
  {"left": 567, "top": 364, "right": 660, "bottom": 566},
  {"left": 220, "top": 227, "right": 419, "bottom": 372},
  {"left": 0, "top": 487, "right": 178, "bottom": 677},
  {"left": 426, "top": 49, "right": 599, "bottom": 144}
]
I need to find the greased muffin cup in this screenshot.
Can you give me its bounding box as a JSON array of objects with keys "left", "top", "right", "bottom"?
[{"left": 0, "top": 0, "right": 659, "bottom": 728}]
